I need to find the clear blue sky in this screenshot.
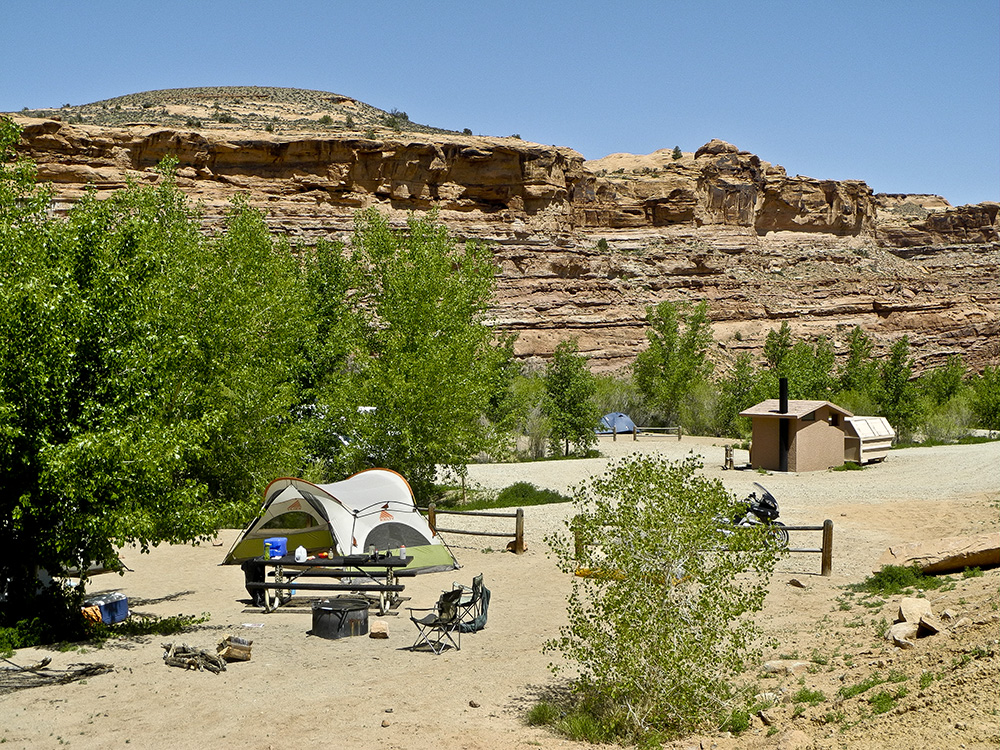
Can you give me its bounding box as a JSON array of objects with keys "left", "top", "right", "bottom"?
[{"left": 3, "top": 1, "right": 997, "bottom": 206}]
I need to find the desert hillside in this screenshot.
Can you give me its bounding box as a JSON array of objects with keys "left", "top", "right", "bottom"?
[{"left": 9, "top": 87, "right": 999, "bottom": 373}]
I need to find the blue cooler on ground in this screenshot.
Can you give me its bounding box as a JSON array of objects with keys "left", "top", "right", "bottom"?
[
  {"left": 83, "top": 592, "right": 129, "bottom": 624},
  {"left": 264, "top": 536, "right": 287, "bottom": 558}
]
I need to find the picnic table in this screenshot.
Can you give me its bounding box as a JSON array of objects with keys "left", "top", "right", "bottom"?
[{"left": 245, "top": 552, "right": 414, "bottom": 615}]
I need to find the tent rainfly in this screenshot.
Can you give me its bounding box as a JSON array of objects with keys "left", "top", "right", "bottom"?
[
  {"left": 223, "top": 469, "right": 458, "bottom": 574},
  {"left": 844, "top": 416, "right": 895, "bottom": 464},
  {"left": 596, "top": 412, "right": 639, "bottom": 435}
]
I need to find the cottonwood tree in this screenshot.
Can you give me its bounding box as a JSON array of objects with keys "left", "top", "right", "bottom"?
[
  {"left": 0, "top": 129, "right": 308, "bottom": 619},
  {"left": 715, "top": 352, "right": 772, "bottom": 438},
  {"left": 545, "top": 454, "right": 782, "bottom": 741},
  {"left": 875, "top": 335, "right": 922, "bottom": 441},
  {"left": 838, "top": 326, "right": 879, "bottom": 396},
  {"left": 633, "top": 300, "right": 714, "bottom": 426},
  {"left": 299, "top": 208, "right": 512, "bottom": 499},
  {"left": 970, "top": 366, "right": 1000, "bottom": 431},
  {"left": 542, "top": 338, "right": 600, "bottom": 456}
]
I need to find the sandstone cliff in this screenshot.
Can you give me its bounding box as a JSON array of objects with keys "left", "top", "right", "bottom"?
[{"left": 10, "top": 114, "right": 999, "bottom": 375}]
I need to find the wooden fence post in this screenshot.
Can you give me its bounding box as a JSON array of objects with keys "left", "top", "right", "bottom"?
[
  {"left": 821, "top": 519, "right": 833, "bottom": 576},
  {"left": 428, "top": 503, "right": 437, "bottom": 534},
  {"left": 514, "top": 508, "right": 525, "bottom": 554}
]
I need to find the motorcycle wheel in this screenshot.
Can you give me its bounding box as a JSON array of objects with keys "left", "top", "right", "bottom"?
[{"left": 770, "top": 522, "right": 789, "bottom": 546}]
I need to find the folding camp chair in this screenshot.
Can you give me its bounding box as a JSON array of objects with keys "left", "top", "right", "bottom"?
[
  {"left": 452, "top": 573, "right": 484, "bottom": 631},
  {"left": 408, "top": 588, "right": 462, "bottom": 654}
]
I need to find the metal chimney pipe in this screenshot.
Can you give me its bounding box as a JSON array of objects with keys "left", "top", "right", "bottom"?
[{"left": 779, "top": 377, "right": 789, "bottom": 414}]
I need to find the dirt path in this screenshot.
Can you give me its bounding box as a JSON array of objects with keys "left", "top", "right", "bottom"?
[{"left": 1, "top": 436, "right": 997, "bottom": 749}]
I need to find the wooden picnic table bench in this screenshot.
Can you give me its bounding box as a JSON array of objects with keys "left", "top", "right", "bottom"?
[{"left": 247, "top": 553, "right": 412, "bottom": 615}]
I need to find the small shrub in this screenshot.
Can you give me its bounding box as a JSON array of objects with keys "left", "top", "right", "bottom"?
[
  {"left": 558, "top": 710, "right": 608, "bottom": 743},
  {"left": 962, "top": 566, "right": 983, "bottom": 578},
  {"left": 847, "top": 564, "right": 946, "bottom": 597},
  {"left": 869, "top": 689, "right": 898, "bottom": 714},
  {"left": 526, "top": 701, "right": 560, "bottom": 726},
  {"left": 838, "top": 674, "right": 886, "bottom": 700},
  {"left": 720, "top": 707, "right": 751, "bottom": 734},
  {"left": 671, "top": 146, "right": 682, "bottom": 160},
  {"left": 495, "top": 482, "right": 570, "bottom": 508},
  {"left": 831, "top": 461, "right": 865, "bottom": 471},
  {"left": 318, "top": 114, "right": 333, "bottom": 126},
  {"left": 462, "top": 127, "right": 472, "bottom": 135},
  {"left": 791, "top": 687, "right": 826, "bottom": 706}
]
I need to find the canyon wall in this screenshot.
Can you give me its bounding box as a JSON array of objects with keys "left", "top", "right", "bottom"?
[{"left": 13, "top": 117, "right": 1000, "bottom": 374}]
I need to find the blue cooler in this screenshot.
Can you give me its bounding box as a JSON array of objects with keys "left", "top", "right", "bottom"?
[
  {"left": 264, "top": 536, "right": 287, "bottom": 558},
  {"left": 83, "top": 592, "right": 130, "bottom": 624}
]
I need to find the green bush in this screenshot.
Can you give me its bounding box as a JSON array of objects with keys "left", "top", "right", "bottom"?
[
  {"left": 526, "top": 701, "right": 560, "bottom": 726},
  {"left": 792, "top": 687, "right": 826, "bottom": 706},
  {"left": 495, "top": 482, "right": 570, "bottom": 507},
  {"left": 545, "top": 454, "right": 782, "bottom": 741},
  {"left": 847, "top": 565, "right": 945, "bottom": 597}
]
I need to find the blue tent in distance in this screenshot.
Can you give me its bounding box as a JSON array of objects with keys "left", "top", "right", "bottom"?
[{"left": 596, "top": 412, "right": 639, "bottom": 434}]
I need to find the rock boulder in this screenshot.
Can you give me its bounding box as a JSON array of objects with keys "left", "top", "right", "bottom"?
[{"left": 876, "top": 533, "right": 1000, "bottom": 575}]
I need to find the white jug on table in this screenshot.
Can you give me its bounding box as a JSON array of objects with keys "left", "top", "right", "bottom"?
[{"left": 294, "top": 545, "right": 307, "bottom": 563}]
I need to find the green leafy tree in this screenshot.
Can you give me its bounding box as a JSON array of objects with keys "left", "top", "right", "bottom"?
[
  {"left": 545, "top": 454, "right": 782, "bottom": 741},
  {"left": 502, "top": 373, "right": 552, "bottom": 460},
  {"left": 874, "top": 336, "right": 922, "bottom": 440},
  {"left": 633, "top": 300, "right": 714, "bottom": 426},
  {"left": 593, "top": 373, "right": 655, "bottom": 428},
  {"left": 715, "top": 353, "right": 772, "bottom": 438},
  {"left": 762, "top": 321, "right": 793, "bottom": 373},
  {"left": 837, "top": 326, "right": 879, "bottom": 397},
  {"left": 0, "top": 143, "right": 309, "bottom": 618},
  {"left": 672, "top": 145, "right": 683, "bottom": 160},
  {"left": 784, "top": 336, "right": 837, "bottom": 400},
  {"left": 970, "top": 366, "right": 1000, "bottom": 431},
  {"left": 300, "top": 209, "right": 511, "bottom": 499},
  {"left": 543, "top": 339, "right": 599, "bottom": 456},
  {"left": 918, "top": 354, "right": 966, "bottom": 406}
]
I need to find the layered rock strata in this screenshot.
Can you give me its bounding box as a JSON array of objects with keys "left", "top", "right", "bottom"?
[{"left": 13, "top": 117, "right": 999, "bottom": 373}]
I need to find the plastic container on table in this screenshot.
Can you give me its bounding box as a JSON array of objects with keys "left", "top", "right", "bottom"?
[{"left": 264, "top": 537, "right": 287, "bottom": 558}]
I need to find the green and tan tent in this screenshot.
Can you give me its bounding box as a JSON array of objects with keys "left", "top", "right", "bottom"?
[{"left": 223, "top": 469, "right": 458, "bottom": 573}]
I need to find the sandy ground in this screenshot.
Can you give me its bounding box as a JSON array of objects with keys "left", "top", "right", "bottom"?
[{"left": 1, "top": 435, "right": 997, "bottom": 750}]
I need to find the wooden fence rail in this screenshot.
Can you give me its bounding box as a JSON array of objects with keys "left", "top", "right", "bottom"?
[
  {"left": 782, "top": 520, "right": 834, "bottom": 576},
  {"left": 608, "top": 426, "right": 682, "bottom": 442},
  {"left": 572, "top": 518, "right": 834, "bottom": 576},
  {"left": 426, "top": 504, "right": 526, "bottom": 554}
]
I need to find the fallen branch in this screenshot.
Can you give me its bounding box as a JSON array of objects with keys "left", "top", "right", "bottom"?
[
  {"left": 161, "top": 642, "right": 227, "bottom": 674},
  {"left": 0, "top": 659, "right": 113, "bottom": 694}
]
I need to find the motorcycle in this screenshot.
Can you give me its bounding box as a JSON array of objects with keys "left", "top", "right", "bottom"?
[{"left": 724, "top": 483, "right": 789, "bottom": 545}]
